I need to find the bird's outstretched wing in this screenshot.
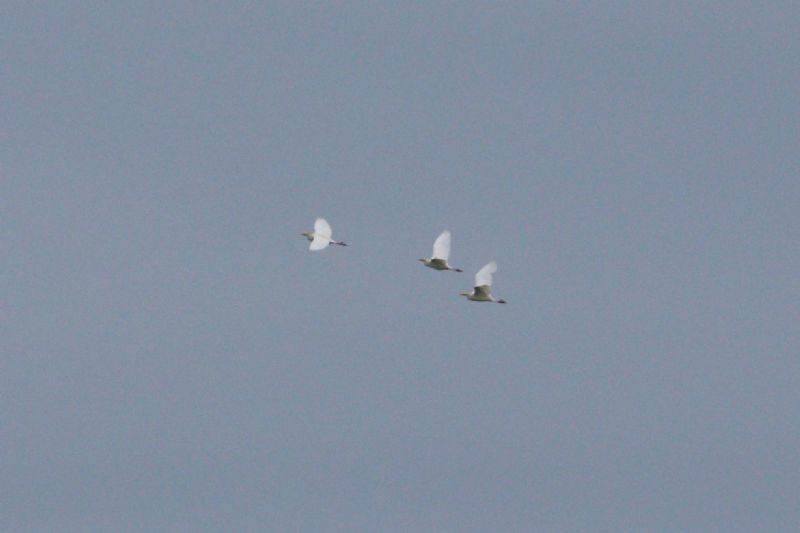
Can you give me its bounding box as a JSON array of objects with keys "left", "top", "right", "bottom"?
[
  {"left": 475, "top": 261, "right": 497, "bottom": 287},
  {"left": 432, "top": 230, "right": 451, "bottom": 260},
  {"left": 314, "top": 218, "right": 332, "bottom": 239},
  {"left": 309, "top": 236, "right": 330, "bottom": 251}
]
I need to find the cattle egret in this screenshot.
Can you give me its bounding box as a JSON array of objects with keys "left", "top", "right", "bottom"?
[
  {"left": 301, "top": 218, "right": 347, "bottom": 251},
  {"left": 418, "top": 230, "right": 463, "bottom": 272},
  {"left": 460, "top": 261, "right": 506, "bottom": 303}
]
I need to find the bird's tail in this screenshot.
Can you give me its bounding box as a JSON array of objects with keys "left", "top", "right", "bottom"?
[
  {"left": 335, "top": 241, "right": 348, "bottom": 246},
  {"left": 452, "top": 268, "right": 463, "bottom": 272},
  {"left": 497, "top": 299, "right": 507, "bottom": 304}
]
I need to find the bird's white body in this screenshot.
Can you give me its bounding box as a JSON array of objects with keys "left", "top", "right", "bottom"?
[
  {"left": 418, "top": 230, "right": 462, "bottom": 272},
  {"left": 302, "top": 218, "right": 347, "bottom": 251},
  {"left": 461, "top": 261, "right": 506, "bottom": 303}
]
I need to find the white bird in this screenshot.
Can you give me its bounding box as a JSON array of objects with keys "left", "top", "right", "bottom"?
[
  {"left": 418, "top": 230, "right": 463, "bottom": 272},
  {"left": 460, "top": 261, "right": 506, "bottom": 303},
  {"left": 301, "top": 218, "right": 347, "bottom": 251}
]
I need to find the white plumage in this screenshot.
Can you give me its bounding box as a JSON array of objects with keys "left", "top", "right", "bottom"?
[
  {"left": 301, "top": 217, "right": 347, "bottom": 251},
  {"left": 418, "top": 230, "right": 463, "bottom": 272},
  {"left": 460, "top": 261, "right": 506, "bottom": 303}
]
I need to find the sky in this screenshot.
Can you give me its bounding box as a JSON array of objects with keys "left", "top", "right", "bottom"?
[{"left": 2, "top": 2, "right": 799, "bottom": 531}]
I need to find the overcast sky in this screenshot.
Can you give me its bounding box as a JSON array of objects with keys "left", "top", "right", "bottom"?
[{"left": 3, "top": 2, "right": 799, "bottom": 531}]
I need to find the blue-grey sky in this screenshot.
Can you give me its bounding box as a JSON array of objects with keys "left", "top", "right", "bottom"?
[{"left": 3, "top": 2, "right": 799, "bottom": 531}]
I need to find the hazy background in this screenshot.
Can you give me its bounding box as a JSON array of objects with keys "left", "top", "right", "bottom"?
[{"left": 3, "top": 2, "right": 799, "bottom": 531}]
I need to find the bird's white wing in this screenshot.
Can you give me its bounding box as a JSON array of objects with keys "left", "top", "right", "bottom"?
[
  {"left": 314, "top": 218, "right": 332, "bottom": 239},
  {"left": 475, "top": 261, "right": 497, "bottom": 287},
  {"left": 432, "top": 230, "right": 451, "bottom": 260},
  {"left": 309, "top": 236, "right": 330, "bottom": 251}
]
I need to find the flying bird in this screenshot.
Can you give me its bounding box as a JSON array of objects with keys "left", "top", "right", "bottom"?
[
  {"left": 301, "top": 218, "right": 347, "bottom": 251},
  {"left": 460, "top": 261, "right": 506, "bottom": 303},
  {"left": 418, "top": 230, "right": 462, "bottom": 272}
]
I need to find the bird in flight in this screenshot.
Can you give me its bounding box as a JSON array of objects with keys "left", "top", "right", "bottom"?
[
  {"left": 301, "top": 218, "right": 347, "bottom": 251},
  {"left": 460, "top": 261, "right": 506, "bottom": 303},
  {"left": 418, "top": 230, "right": 462, "bottom": 272}
]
